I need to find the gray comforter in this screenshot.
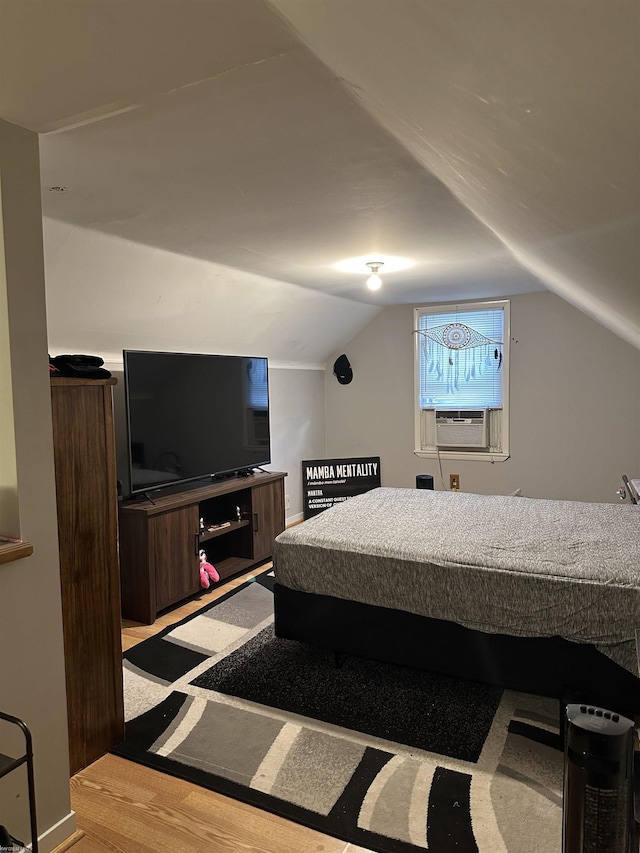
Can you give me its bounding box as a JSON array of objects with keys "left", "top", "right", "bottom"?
[{"left": 273, "top": 487, "right": 640, "bottom": 676}]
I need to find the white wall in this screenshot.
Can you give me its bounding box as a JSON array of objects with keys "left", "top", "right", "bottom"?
[
  {"left": 325, "top": 291, "right": 640, "bottom": 503},
  {"left": 269, "top": 367, "right": 326, "bottom": 521},
  {"left": 43, "top": 218, "right": 379, "bottom": 368},
  {"left": 0, "top": 120, "right": 74, "bottom": 852},
  {"left": 272, "top": 0, "right": 640, "bottom": 351}
]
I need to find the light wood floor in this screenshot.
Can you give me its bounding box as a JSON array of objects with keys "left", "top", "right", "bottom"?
[{"left": 65, "top": 566, "right": 373, "bottom": 853}]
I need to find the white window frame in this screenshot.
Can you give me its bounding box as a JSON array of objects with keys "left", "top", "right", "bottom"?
[{"left": 414, "top": 299, "right": 510, "bottom": 462}]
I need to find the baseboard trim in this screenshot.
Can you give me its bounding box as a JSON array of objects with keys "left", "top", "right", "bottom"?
[
  {"left": 38, "top": 811, "right": 77, "bottom": 853},
  {"left": 49, "top": 829, "right": 85, "bottom": 853}
]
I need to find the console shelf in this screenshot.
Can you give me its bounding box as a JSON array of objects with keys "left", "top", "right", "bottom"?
[
  {"left": 119, "top": 471, "right": 286, "bottom": 623},
  {"left": 200, "top": 519, "right": 249, "bottom": 542},
  {"left": 213, "top": 555, "right": 256, "bottom": 577}
]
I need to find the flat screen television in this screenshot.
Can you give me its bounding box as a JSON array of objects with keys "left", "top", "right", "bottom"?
[{"left": 123, "top": 350, "right": 271, "bottom": 496}]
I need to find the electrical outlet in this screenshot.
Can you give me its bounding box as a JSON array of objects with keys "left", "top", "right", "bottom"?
[
  {"left": 285, "top": 494, "right": 291, "bottom": 510},
  {"left": 450, "top": 474, "right": 460, "bottom": 491}
]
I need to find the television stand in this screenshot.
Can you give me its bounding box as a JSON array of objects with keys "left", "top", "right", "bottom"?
[{"left": 119, "top": 471, "right": 286, "bottom": 624}]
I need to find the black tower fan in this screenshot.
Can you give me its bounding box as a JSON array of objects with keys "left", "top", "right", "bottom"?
[{"left": 562, "top": 703, "right": 636, "bottom": 853}]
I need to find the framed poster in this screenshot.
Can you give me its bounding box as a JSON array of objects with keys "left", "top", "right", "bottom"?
[{"left": 302, "top": 456, "right": 381, "bottom": 519}]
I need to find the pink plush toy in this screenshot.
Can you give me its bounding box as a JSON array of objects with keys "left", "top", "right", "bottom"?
[{"left": 199, "top": 549, "right": 219, "bottom": 585}]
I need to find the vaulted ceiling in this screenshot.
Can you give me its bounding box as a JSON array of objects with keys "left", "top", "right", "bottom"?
[{"left": 1, "top": 0, "right": 638, "bottom": 350}]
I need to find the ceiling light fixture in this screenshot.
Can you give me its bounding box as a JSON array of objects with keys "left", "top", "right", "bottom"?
[
  {"left": 334, "top": 255, "right": 413, "bottom": 275},
  {"left": 366, "top": 261, "right": 384, "bottom": 291}
]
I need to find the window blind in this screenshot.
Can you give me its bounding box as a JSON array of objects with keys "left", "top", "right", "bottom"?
[{"left": 418, "top": 307, "right": 504, "bottom": 409}]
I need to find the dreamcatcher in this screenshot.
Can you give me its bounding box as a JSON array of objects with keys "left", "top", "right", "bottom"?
[{"left": 415, "top": 321, "right": 503, "bottom": 395}]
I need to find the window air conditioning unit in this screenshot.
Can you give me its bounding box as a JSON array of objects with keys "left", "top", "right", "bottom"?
[{"left": 435, "top": 410, "right": 488, "bottom": 448}]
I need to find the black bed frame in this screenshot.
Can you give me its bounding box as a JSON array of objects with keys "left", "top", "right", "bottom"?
[{"left": 274, "top": 583, "right": 640, "bottom": 721}]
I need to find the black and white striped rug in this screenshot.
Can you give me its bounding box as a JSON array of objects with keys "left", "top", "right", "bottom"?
[{"left": 114, "top": 575, "right": 563, "bottom": 853}]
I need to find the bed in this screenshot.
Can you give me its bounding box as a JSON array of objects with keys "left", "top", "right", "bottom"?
[{"left": 273, "top": 487, "right": 640, "bottom": 717}]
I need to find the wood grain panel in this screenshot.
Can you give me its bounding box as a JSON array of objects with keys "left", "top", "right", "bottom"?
[
  {"left": 118, "top": 512, "right": 154, "bottom": 623},
  {"left": 122, "top": 471, "right": 285, "bottom": 516},
  {"left": 252, "top": 479, "right": 285, "bottom": 560},
  {"left": 149, "top": 505, "right": 200, "bottom": 610},
  {"left": 51, "top": 378, "right": 124, "bottom": 775},
  {"left": 0, "top": 541, "right": 33, "bottom": 564}
]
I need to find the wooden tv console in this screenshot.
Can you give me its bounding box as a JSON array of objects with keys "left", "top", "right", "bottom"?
[{"left": 119, "top": 470, "right": 286, "bottom": 623}]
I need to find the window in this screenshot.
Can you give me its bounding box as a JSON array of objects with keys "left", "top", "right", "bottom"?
[{"left": 414, "top": 300, "right": 510, "bottom": 461}]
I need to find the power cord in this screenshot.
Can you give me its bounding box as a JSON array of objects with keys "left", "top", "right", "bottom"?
[{"left": 436, "top": 447, "right": 446, "bottom": 490}]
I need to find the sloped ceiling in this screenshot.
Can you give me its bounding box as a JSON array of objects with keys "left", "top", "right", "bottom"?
[{"left": 1, "top": 0, "right": 638, "bottom": 355}]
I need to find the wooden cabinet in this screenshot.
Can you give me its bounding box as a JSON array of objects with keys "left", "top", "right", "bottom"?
[
  {"left": 252, "top": 481, "right": 285, "bottom": 561},
  {"left": 151, "top": 505, "right": 200, "bottom": 611},
  {"left": 50, "top": 377, "right": 124, "bottom": 775},
  {"left": 119, "top": 471, "right": 286, "bottom": 624}
]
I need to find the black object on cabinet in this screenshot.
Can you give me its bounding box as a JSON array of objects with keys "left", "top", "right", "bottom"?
[{"left": 562, "top": 703, "right": 635, "bottom": 853}]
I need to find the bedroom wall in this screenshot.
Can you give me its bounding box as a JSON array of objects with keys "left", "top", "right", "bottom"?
[
  {"left": 0, "top": 119, "right": 74, "bottom": 851},
  {"left": 42, "top": 218, "right": 379, "bottom": 369},
  {"left": 324, "top": 290, "right": 640, "bottom": 503},
  {"left": 268, "top": 367, "right": 326, "bottom": 521}
]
